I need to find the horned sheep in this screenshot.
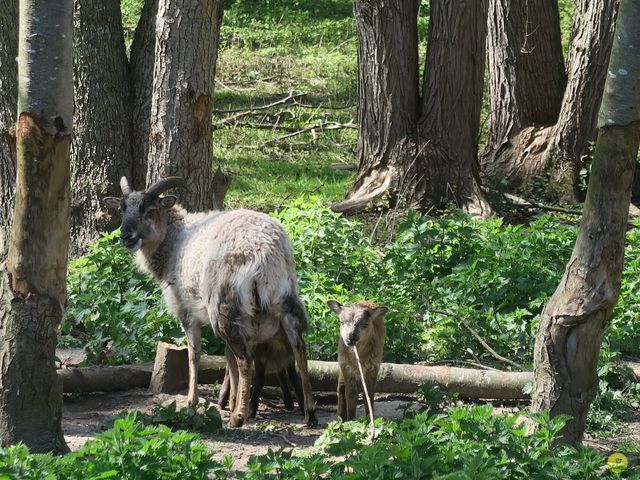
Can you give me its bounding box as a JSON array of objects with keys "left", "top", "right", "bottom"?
[{"left": 104, "top": 176, "right": 317, "bottom": 427}]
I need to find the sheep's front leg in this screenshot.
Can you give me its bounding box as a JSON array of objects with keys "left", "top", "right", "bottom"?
[{"left": 183, "top": 319, "right": 201, "bottom": 407}]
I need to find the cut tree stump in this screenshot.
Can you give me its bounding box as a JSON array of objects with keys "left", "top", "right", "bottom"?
[{"left": 148, "top": 341, "right": 190, "bottom": 393}]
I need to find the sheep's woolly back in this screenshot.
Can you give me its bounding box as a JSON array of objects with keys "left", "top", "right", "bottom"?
[{"left": 137, "top": 207, "right": 301, "bottom": 340}]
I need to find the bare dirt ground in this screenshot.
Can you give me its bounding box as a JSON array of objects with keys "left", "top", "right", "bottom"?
[
  {"left": 62, "top": 385, "right": 420, "bottom": 469},
  {"left": 62, "top": 385, "right": 640, "bottom": 471}
]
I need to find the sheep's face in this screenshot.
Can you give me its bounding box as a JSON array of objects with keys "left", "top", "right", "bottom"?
[
  {"left": 327, "top": 300, "right": 388, "bottom": 347},
  {"left": 104, "top": 192, "right": 177, "bottom": 252}
]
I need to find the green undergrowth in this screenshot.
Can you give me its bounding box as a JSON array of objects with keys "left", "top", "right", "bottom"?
[{"left": 1, "top": 407, "right": 636, "bottom": 479}]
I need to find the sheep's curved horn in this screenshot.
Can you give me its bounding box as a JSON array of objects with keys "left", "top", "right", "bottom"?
[
  {"left": 120, "top": 176, "right": 132, "bottom": 196},
  {"left": 145, "top": 176, "right": 187, "bottom": 198}
]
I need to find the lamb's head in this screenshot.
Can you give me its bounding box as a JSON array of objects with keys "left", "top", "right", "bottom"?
[
  {"left": 327, "top": 300, "right": 388, "bottom": 347},
  {"left": 103, "top": 176, "right": 186, "bottom": 251}
]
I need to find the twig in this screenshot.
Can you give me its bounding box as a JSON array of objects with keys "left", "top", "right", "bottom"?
[
  {"left": 429, "top": 309, "right": 526, "bottom": 371},
  {"left": 504, "top": 193, "right": 582, "bottom": 215},
  {"left": 213, "top": 91, "right": 303, "bottom": 114},
  {"left": 262, "top": 121, "right": 357, "bottom": 145},
  {"left": 353, "top": 346, "right": 376, "bottom": 442},
  {"left": 271, "top": 432, "right": 297, "bottom": 448}
]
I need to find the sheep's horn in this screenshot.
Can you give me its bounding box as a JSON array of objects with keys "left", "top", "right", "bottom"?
[
  {"left": 120, "top": 176, "right": 132, "bottom": 196},
  {"left": 145, "top": 176, "right": 187, "bottom": 198}
]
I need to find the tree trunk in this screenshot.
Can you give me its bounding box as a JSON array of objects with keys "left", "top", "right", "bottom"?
[
  {"left": 146, "top": 0, "right": 225, "bottom": 211},
  {"left": 416, "top": 0, "right": 491, "bottom": 217},
  {"left": 481, "top": 0, "right": 566, "bottom": 184},
  {"left": 531, "top": 0, "right": 640, "bottom": 445},
  {"left": 483, "top": 0, "right": 618, "bottom": 202},
  {"left": 542, "top": 0, "right": 619, "bottom": 202},
  {"left": 0, "top": 0, "right": 18, "bottom": 261},
  {"left": 334, "top": 0, "right": 491, "bottom": 216},
  {"left": 129, "top": 0, "right": 157, "bottom": 190},
  {"left": 0, "top": 0, "right": 73, "bottom": 453},
  {"left": 70, "top": 0, "right": 132, "bottom": 258}
]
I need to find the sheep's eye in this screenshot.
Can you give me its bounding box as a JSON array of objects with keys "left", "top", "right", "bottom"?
[{"left": 144, "top": 207, "right": 157, "bottom": 218}]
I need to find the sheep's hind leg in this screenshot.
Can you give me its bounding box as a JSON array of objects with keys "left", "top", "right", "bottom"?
[
  {"left": 229, "top": 352, "right": 253, "bottom": 427},
  {"left": 250, "top": 358, "right": 267, "bottom": 418},
  {"left": 218, "top": 367, "right": 230, "bottom": 410},
  {"left": 282, "top": 299, "right": 317, "bottom": 427}
]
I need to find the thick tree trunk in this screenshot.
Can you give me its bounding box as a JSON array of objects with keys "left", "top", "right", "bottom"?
[
  {"left": 0, "top": 0, "right": 73, "bottom": 453},
  {"left": 416, "top": 0, "right": 491, "bottom": 217},
  {"left": 542, "top": 0, "right": 619, "bottom": 202},
  {"left": 333, "top": 0, "right": 419, "bottom": 214},
  {"left": 129, "top": 0, "right": 157, "bottom": 190},
  {"left": 483, "top": 0, "right": 618, "bottom": 202},
  {"left": 70, "top": 0, "right": 132, "bottom": 258},
  {"left": 482, "top": 0, "right": 566, "bottom": 184},
  {"left": 335, "top": 0, "right": 490, "bottom": 216},
  {"left": 0, "top": 0, "right": 18, "bottom": 261},
  {"left": 146, "top": 0, "right": 225, "bottom": 211},
  {"left": 531, "top": 0, "right": 639, "bottom": 445}
]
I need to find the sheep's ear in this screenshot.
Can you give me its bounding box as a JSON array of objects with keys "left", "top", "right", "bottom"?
[
  {"left": 103, "top": 197, "right": 121, "bottom": 210},
  {"left": 371, "top": 306, "right": 388, "bottom": 320},
  {"left": 159, "top": 195, "right": 177, "bottom": 209},
  {"left": 327, "top": 300, "right": 343, "bottom": 314}
]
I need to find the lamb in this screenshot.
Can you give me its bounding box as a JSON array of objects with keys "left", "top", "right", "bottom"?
[
  {"left": 327, "top": 300, "right": 387, "bottom": 421},
  {"left": 103, "top": 176, "right": 317, "bottom": 427},
  {"left": 218, "top": 334, "right": 304, "bottom": 418}
]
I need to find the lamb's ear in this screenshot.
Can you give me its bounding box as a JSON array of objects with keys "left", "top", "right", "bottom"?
[
  {"left": 159, "top": 195, "right": 177, "bottom": 209},
  {"left": 371, "top": 306, "right": 388, "bottom": 320},
  {"left": 326, "top": 300, "right": 343, "bottom": 314},
  {"left": 103, "top": 197, "right": 121, "bottom": 210}
]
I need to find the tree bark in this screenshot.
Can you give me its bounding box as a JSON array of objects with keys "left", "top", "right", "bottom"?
[
  {"left": 416, "top": 0, "right": 491, "bottom": 217},
  {"left": 70, "top": 0, "right": 132, "bottom": 258},
  {"left": 129, "top": 0, "right": 158, "bottom": 190},
  {"left": 0, "top": 0, "right": 73, "bottom": 453},
  {"left": 146, "top": 0, "right": 225, "bottom": 211},
  {"left": 483, "top": 0, "right": 618, "bottom": 202},
  {"left": 542, "top": 0, "right": 619, "bottom": 202},
  {"left": 334, "top": 0, "right": 490, "bottom": 216},
  {"left": 481, "top": 0, "right": 566, "bottom": 184},
  {"left": 0, "top": 0, "right": 18, "bottom": 261},
  {"left": 531, "top": 0, "right": 640, "bottom": 445}
]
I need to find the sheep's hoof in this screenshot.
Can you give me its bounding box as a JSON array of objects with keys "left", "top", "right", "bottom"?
[
  {"left": 229, "top": 412, "right": 245, "bottom": 428},
  {"left": 187, "top": 396, "right": 199, "bottom": 408},
  {"left": 305, "top": 411, "right": 318, "bottom": 428}
]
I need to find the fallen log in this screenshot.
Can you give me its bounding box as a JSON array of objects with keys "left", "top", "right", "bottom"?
[
  {"left": 57, "top": 351, "right": 640, "bottom": 398},
  {"left": 59, "top": 364, "right": 153, "bottom": 393},
  {"left": 198, "top": 356, "right": 533, "bottom": 399}
]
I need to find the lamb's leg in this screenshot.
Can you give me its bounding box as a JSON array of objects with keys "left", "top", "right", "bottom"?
[
  {"left": 250, "top": 359, "right": 267, "bottom": 418},
  {"left": 218, "top": 367, "right": 230, "bottom": 410},
  {"left": 337, "top": 368, "right": 347, "bottom": 420},
  {"left": 278, "top": 369, "right": 295, "bottom": 411},
  {"left": 225, "top": 346, "right": 239, "bottom": 412},
  {"left": 183, "top": 319, "right": 201, "bottom": 407},
  {"left": 344, "top": 371, "right": 358, "bottom": 421},
  {"left": 363, "top": 366, "right": 379, "bottom": 418},
  {"left": 286, "top": 363, "right": 304, "bottom": 412}
]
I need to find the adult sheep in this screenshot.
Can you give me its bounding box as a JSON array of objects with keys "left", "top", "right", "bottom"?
[{"left": 103, "top": 176, "right": 317, "bottom": 427}]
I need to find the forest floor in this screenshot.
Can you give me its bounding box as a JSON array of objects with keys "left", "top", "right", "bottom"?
[{"left": 61, "top": 385, "right": 640, "bottom": 471}]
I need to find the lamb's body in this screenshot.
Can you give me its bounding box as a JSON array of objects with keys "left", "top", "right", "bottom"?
[
  {"left": 105, "top": 177, "right": 317, "bottom": 428},
  {"left": 328, "top": 300, "right": 387, "bottom": 421}
]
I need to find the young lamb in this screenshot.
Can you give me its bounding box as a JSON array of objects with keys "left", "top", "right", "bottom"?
[
  {"left": 327, "top": 300, "right": 387, "bottom": 421},
  {"left": 104, "top": 176, "right": 317, "bottom": 427},
  {"left": 218, "top": 334, "right": 304, "bottom": 418}
]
